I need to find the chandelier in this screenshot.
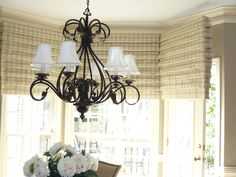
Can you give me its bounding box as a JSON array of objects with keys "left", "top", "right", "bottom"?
[{"left": 30, "top": 0, "right": 140, "bottom": 120}]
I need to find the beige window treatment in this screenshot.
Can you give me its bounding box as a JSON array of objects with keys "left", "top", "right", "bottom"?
[
  {"left": 0, "top": 16, "right": 211, "bottom": 99},
  {"left": 0, "top": 22, "right": 62, "bottom": 95},
  {"left": 0, "top": 21, "right": 160, "bottom": 99},
  {"left": 159, "top": 16, "right": 212, "bottom": 99}
]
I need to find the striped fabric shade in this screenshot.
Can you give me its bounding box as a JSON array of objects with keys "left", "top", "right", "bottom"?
[
  {"left": 91, "top": 33, "right": 160, "bottom": 99},
  {"left": 0, "top": 21, "right": 62, "bottom": 95},
  {"left": 159, "top": 16, "right": 212, "bottom": 99},
  {"left": 0, "top": 17, "right": 211, "bottom": 99},
  {"left": 0, "top": 21, "right": 160, "bottom": 99}
]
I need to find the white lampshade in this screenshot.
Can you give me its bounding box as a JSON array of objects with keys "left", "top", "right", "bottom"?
[
  {"left": 57, "top": 41, "right": 82, "bottom": 66},
  {"left": 32, "top": 43, "right": 54, "bottom": 72},
  {"left": 124, "top": 54, "right": 140, "bottom": 75},
  {"left": 104, "top": 46, "right": 128, "bottom": 75}
]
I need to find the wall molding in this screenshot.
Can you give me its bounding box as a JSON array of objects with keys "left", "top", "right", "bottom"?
[
  {"left": 0, "top": 7, "right": 164, "bottom": 33},
  {"left": 164, "top": 5, "right": 236, "bottom": 28},
  {"left": 0, "top": 5, "right": 236, "bottom": 31}
]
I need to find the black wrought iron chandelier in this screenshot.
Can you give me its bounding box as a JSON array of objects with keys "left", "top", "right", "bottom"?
[{"left": 30, "top": 0, "right": 140, "bottom": 120}]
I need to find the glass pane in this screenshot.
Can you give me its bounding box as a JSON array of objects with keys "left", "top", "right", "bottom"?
[
  {"left": 6, "top": 95, "right": 55, "bottom": 177},
  {"left": 166, "top": 100, "right": 194, "bottom": 177},
  {"left": 205, "top": 60, "right": 219, "bottom": 177},
  {"left": 73, "top": 99, "right": 158, "bottom": 177}
]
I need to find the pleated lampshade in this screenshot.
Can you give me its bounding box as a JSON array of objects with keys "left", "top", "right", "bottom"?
[
  {"left": 57, "top": 41, "right": 82, "bottom": 66},
  {"left": 104, "top": 46, "right": 128, "bottom": 75},
  {"left": 124, "top": 54, "right": 140, "bottom": 75},
  {"left": 32, "top": 43, "right": 54, "bottom": 73}
]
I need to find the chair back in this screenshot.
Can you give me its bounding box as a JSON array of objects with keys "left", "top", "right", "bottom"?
[{"left": 96, "top": 161, "right": 121, "bottom": 177}]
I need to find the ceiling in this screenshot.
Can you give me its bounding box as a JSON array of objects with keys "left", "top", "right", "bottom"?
[{"left": 0, "top": 0, "right": 236, "bottom": 22}]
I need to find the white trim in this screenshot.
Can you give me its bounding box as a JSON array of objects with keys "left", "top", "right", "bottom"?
[
  {"left": 1, "top": 5, "right": 236, "bottom": 32},
  {"left": 225, "top": 167, "right": 236, "bottom": 175},
  {"left": 164, "top": 6, "right": 236, "bottom": 27},
  {"left": 0, "top": 96, "right": 7, "bottom": 177},
  {"left": 0, "top": 7, "right": 164, "bottom": 33}
]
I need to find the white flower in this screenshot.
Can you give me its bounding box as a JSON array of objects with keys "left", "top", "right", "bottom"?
[
  {"left": 23, "top": 155, "right": 39, "bottom": 177},
  {"left": 72, "top": 154, "right": 89, "bottom": 174},
  {"left": 86, "top": 154, "right": 98, "bottom": 171},
  {"left": 34, "top": 158, "right": 50, "bottom": 177},
  {"left": 52, "top": 149, "right": 66, "bottom": 160},
  {"left": 57, "top": 157, "right": 76, "bottom": 177},
  {"left": 49, "top": 142, "right": 64, "bottom": 156},
  {"left": 64, "top": 144, "right": 78, "bottom": 155}
]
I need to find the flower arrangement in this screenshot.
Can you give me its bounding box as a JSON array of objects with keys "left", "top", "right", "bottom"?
[{"left": 23, "top": 142, "right": 98, "bottom": 177}]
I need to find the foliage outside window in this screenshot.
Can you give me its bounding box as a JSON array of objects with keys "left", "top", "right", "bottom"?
[{"left": 205, "top": 62, "right": 217, "bottom": 176}]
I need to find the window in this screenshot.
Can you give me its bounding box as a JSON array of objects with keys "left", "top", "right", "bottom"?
[
  {"left": 72, "top": 99, "right": 159, "bottom": 177},
  {"left": 204, "top": 58, "right": 221, "bottom": 177},
  {"left": 164, "top": 59, "right": 221, "bottom": 177},
  {"left": 1, "top": 95, "right": 60, "bottom": 177},
  {"left": 165, "top": 99, "right": 195, "bottom": 177}
]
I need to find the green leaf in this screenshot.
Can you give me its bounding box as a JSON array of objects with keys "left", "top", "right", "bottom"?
[
  {"left": 44, "top": 151, "right": 51, "bottom": 157},
  {"left": 81, "top": 149, "right": 86, "bottom": 155}
]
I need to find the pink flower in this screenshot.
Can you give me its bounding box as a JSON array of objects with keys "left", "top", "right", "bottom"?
[
  {"left": 72, "top": 154, "right": 89, "bottom": 174},
  {"left": 57, "top": 157, "right": 76, "bottom": 177}
]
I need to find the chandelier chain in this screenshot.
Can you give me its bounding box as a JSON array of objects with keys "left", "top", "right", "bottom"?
[
  {"left": 86, "top": 0, "right": 90, "bottom": 9},
  {"left": 83, "top": 0, "right": 91, "bottom": 16}
]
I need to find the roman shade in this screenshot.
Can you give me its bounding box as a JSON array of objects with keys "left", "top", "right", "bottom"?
[
  {"left": 0, "top": 21, "right": 160, "bottom": 99},
  {"left": 92, "top": 33, "right": 160, "bottom": 99},
  {"left": 0, "top": 16, "right": 211, "bottom": 99},
  {"left": 0, "top": 21, "right": 62, "bottom": 95},
  {"left": 159, "top": 16, "right": 212, "bottom": 99}
]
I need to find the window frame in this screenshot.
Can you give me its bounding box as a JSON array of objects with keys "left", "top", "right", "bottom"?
[{"left": 0, "top": 95, "right": 63, "bottom": 177}]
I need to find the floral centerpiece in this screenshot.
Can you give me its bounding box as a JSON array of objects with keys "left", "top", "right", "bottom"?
[{"left": 23, "top": 142, "right": 98, "bottom": 177}]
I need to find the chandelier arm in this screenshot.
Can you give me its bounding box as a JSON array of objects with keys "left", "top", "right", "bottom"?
[
  {"left": 63, "top": 18, "right": 87, "bottom": 41},
  {"left": 63, "top": 19, "right": 81, "bottom": 38},
  {"left": 100, "top": 22, "right": 110, "bottom": 38},
  {"left": 92, "top": 82, "right": 111, "bottom": 103},
  {"left": 77, "top": 44, "right": 85, "bottom": 64},
  {"left": 73, "top": 46, "right": 86, "bottom": 101},
  {"left": 95, "top": 90, "right": 111, "bottom": 103},
  {"left": 97, "top": 80, "right": 126, "bottom": 103},
  {"left": 97, "top": 83, "right": 126, "bottom": 104},
  {"left": 73, "top": 46, "right": 85, "bottom": 82},
  {"left": 89, "top": 19, "right": 101, "bottom": 29},
  {"left": 56, "top": 67, "right": 66, "bottom": 97},
  {"left": 85, "top": 46, "right": 94, "bottom": 101},
  {"left": 87, "top": 46, "right": 108, "bottom": 101},
  {"left": 30, "top": 78, "right": 65, "bottom": 101},
  {"left": 82, "top": 47, "right": 89, "bottom": 80},
  {"left": 89, "top": 22, "right": 110, "bottom": 41},
  {"left": 64, "top": 18, "right": 81, "bottom": 25},
  {"left": 110, "top": 84, "right": 126, "bottom": 104},
  {"left": 124, "top": 84, "right": 140, "bottom": 105},
  {"left": 62, "top": 76, "right": 73, "bottom": 102},
  {"left": 88, "top": 46, "right": 112, "bottom": 83},
  {"left": 74, "top": 19, "right": 86, "bottom": 39}
]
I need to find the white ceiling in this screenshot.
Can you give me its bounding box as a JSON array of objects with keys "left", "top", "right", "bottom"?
[{"left": 0, "top": 0, "right": 236, "bottom": 22}]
